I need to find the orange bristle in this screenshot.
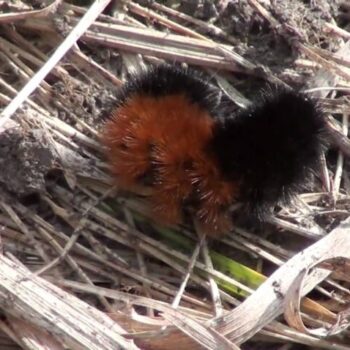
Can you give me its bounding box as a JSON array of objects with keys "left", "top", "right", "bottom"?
[
  {"left": 102, "top": 92, "right": 238, "bottom": 235},
  {"left": 191, "top": 155, "right": 238, "bottom": 233}
]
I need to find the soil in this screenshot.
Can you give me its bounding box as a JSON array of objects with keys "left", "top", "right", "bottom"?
[
  {"left": 171, "top": 0, "right": 343, "bottom": 75},
  {"left": 0, "top": 124, "right": 56, "bottom": 196}
]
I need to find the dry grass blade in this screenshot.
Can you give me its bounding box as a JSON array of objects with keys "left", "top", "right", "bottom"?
[
  {"left": 62, "top": 280, "right": 240, "bottom": 349},
  {"left": 0, "top": 0, "right": 111, "bottom": 128},
  {"left": 161, "top": 312, "right": 240, "bottom": 350},
  {"left": 17, "top": 17, "right": 255, "bottom": 73},
  {"left": 150, "top": 2, "right": 237, "bottom": 44},
  {"left": 0, "top": 0, "right": 62, "bottom": 24},
  {"left": 0, "top": 254, "right": 138, "bottom": 350},
  {"left": 171, "top": 234, "right": 204, "bottom": 309},
  {"left": 3, "top": 316, "right": 65, "bottom": 350},
  {"left": 285, "top": 259, "right": 350, "bottom": 337},
  {"left": 212, "top": 217, "right": 350, "bottom": 344},
  {"left": 325, "top": 22, "right": 350, "bottom": 40}
]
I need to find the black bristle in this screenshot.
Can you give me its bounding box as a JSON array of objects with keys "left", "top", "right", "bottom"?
[
  {"left": 115, "top": 64, "right": 230, "bottom": 118},
  {"left": 211, "top": 87, "right": 326, "bottom": 216}
]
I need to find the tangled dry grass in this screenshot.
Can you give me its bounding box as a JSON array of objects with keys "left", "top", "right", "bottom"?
[{"left": 0, "top": 0, "right": 350, "bottom": 349}]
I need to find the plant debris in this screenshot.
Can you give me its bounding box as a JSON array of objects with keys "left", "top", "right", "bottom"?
[{"left": 0, "top": 0, "right": 350, "bottom": 349}]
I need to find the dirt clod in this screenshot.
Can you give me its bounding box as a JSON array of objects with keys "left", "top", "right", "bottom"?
[{"left": 0, "top": 126, "right": 56, "bottom": 196}]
